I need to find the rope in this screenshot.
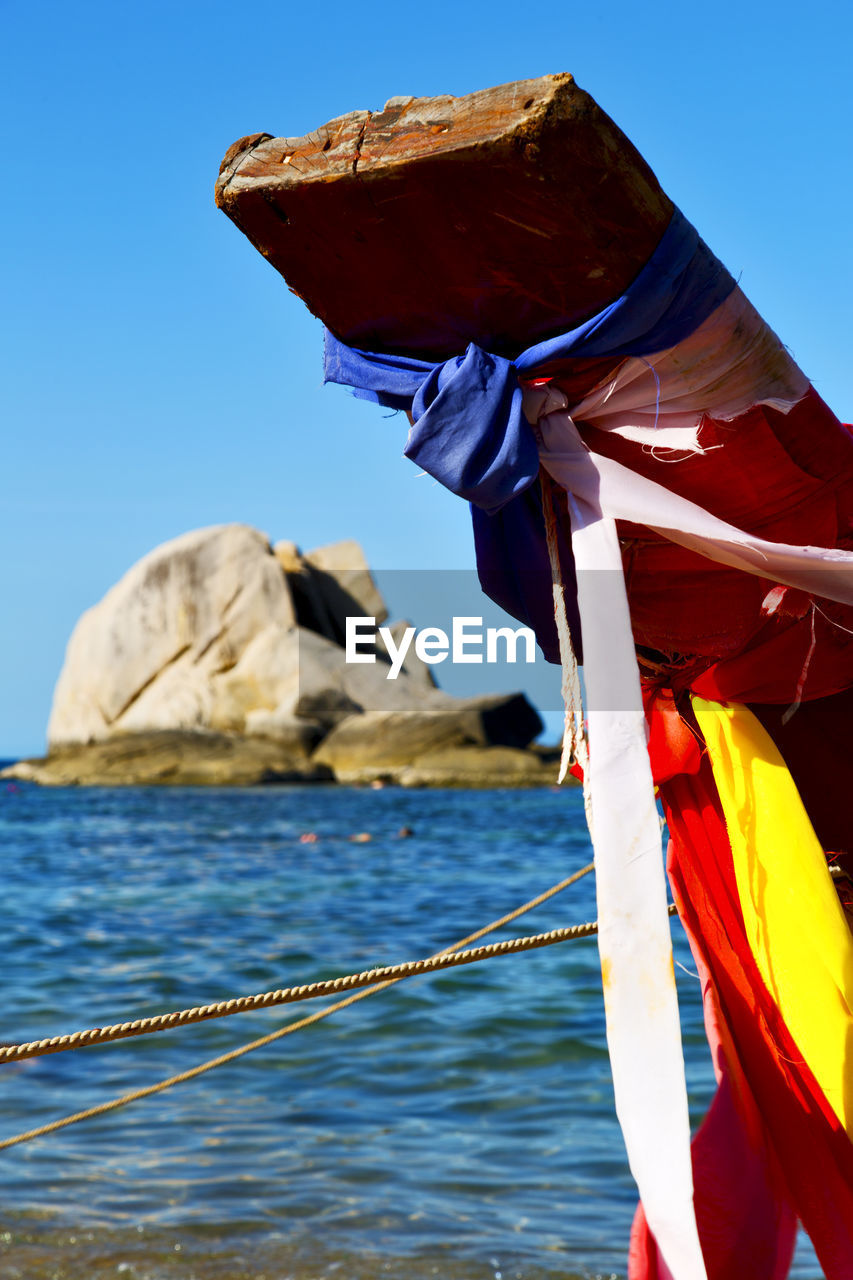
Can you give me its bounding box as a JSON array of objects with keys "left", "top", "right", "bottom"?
[
  {"left": 1, "top": 864, "right": 596, "bottom": 1065},
  {"left": 4, "top": 916, "right": 607, "bottom": 1063},
  {"left": 541, "top": 469, "right": 590, "bottom": 815},
  {"left": 0, "top": 862, "right": 609, "bottom": 1149}
]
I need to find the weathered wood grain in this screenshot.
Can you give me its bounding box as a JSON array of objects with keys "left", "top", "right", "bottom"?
[{"left": 215, "top": 74, "right": 673, "bottom": 359}]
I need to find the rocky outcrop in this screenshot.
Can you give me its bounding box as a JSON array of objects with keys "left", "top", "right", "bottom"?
[
  {"left": 4, "top": 524, "right": 557, "bottom": 788},
  {"left": 7, "top": 730, "right": 331, "bottom": 788}
]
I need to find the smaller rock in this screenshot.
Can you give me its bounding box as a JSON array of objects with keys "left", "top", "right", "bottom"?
[
  {"left": 399, "top": 745, "right": 560, "bottom": 789},
  {"left": 312, "top": 699, "right": 550, "bottom": 786},
  {"left": 313, "top": 709, "right": 469, "bottom": 781}
]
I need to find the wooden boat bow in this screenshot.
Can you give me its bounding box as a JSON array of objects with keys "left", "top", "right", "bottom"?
[{"left": 214, "top": 73, "right": 672, "bottom": 358}]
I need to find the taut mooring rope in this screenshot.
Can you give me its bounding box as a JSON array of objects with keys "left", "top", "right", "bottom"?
[
  {"left": 0, "top": 861, "right": 616, "bottom": 1149},
  {"left": 4, "top": 915, "right": 611, "bottom": 1064}
]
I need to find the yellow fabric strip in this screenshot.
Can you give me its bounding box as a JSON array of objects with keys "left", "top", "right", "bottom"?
[{"left": 692, "top": 696, "right": 853, "bottom": 1133}]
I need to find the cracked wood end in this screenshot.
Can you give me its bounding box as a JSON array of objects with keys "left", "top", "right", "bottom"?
[{"left": 215, "top": 74, "right": 673, "bottom": 359}]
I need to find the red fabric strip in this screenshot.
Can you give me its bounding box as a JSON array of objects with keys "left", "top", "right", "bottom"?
[{"left": 639, "top": 732, "right": 853, "bottom": 1278}]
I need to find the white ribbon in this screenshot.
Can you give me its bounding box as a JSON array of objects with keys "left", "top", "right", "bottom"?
[
  {"left": 540, "top": 412, "right": 853, "bottom": 607},
  {"left": 534, "top": 401, "right": 707, "bottom": 1279}
]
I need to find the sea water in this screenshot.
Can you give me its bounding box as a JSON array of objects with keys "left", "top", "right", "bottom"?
[{"left": 0, "top": 780, "right": 823, "bottom": 1278}]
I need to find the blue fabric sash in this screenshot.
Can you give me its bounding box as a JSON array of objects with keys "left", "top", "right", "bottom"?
[{"left": 323, "top": 211, "right": 735, "bottom": 661}]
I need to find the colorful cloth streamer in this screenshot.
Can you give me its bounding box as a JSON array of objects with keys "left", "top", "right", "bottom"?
[
  {"left": 322, "top": 205, "right": 853, "bottom": 1278},
  {"left": 639, "top": 692, "right": 853, "bottom": 1279}
]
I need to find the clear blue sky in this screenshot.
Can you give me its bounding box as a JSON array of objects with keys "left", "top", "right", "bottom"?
[{"left": 1, "top": 0, "right": 850, "bottom": 756}]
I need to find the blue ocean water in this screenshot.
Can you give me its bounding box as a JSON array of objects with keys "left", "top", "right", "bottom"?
[{"left": 0, "top": 779, "right": 823, "bottom": 1279}]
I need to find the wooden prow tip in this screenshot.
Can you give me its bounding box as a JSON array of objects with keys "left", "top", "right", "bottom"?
[{"left": 215, "top": 74, "right": 673, "bottom": 358}]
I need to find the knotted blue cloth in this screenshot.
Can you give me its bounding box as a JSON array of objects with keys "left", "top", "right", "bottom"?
[{"left": 323, "top": 211, "right": 735, "bottom": 661}]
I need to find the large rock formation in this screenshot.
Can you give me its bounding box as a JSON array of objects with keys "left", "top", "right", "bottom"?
[
  {"left": 6, "top": 524, "right": 556, "bottom": 787},
  {"left": 47, "top": 525, "right": 298, "bottom": 747}
]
